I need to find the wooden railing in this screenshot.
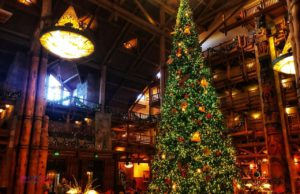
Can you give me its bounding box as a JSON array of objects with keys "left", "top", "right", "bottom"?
[{"left": 219, "top": 89, "right": 260, "bottom": 111}]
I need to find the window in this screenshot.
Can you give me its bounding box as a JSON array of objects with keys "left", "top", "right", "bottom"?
[{"left": 47, "top": 74, "right": 70, "bottom": 105}]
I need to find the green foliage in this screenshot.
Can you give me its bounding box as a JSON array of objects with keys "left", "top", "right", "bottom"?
[{"left": 149, "top": 0, "right": 238, "bottom": 193}]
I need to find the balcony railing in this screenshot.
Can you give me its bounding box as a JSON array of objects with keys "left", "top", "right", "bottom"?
[
  {"left": 48, "top": 120, "right": 95, "bottom": 150},
  {"left": 113, "top": 132, "right": 154, "bottom": 145}
]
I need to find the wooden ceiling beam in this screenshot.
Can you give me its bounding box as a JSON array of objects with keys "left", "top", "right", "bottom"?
[
  {"left": 78, "top": 62, "right": 149, "bottom": 85},
  {"left": 63, "top": 73, "right": 78, "bottom": 84},
  {"left": 196, "top": 0, "right": 244, "bottom": 25},
  {"left": 88, "top": 0, "right": 166, "bottom": 36},
  {"left": 108, "top": 35, "right": 156, "bottom": 104},
  {"left": 199, "top": 1, "right": 245, "bottom": 45},
  {"left": 107, "top": 81, "right": 141, "bottom": 93},
  {"left": 134, "top": 0, "right": 157, "bottom": 25},
  {"left": 148, "top": 0, "right": 176, "bottom": 17},
  {"left": 100, "top": 22, "right": 131, "bottom": 67}
]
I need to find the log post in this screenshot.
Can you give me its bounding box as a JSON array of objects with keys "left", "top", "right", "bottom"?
[
  {"left": 26, "top": 49, "right": 48, "bottom": 194},
  {"left": 7, "top": 54, "right": 29, "bottom": 194},
  {"left": 255, "top": 38, "right": 290, "bottom": 192},
  {"left": 35, "top": 115, "right": 49, "bottom": 194},
  {"left": 287, "top": 0, "right": 300, "bottom": 107},
  {"left": 14, "top": 46, "right": 40, "bottom": 194},
  {"left": 269, "top": 36, "right": 295, "bottom": 193}
]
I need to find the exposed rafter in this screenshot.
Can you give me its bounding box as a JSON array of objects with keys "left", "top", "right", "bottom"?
[
  {"left": 108, "top": 35, "right": 156, "bottom": 104},
  {"left": 88, "top": 0, "right": 167, "bottom": 36}
]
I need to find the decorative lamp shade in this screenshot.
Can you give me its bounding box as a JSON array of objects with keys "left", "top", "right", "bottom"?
[
  {"left": 66, "top": 188, "right": 81, "bottom": 194},
  {"left": 40, "top": 6, "right": 94, "bottom": 59},
  {"left": 84, "top": 190, "right": 99, "bottom": 194},
  {"left": 273, "top": 53, "right": 295, "bottom": 74},
  {"left": 124, "top": 161, "right": 133, "bottom": 168},
  {"left": 18, "top": 0, "right": 36, "bottom": 5}
]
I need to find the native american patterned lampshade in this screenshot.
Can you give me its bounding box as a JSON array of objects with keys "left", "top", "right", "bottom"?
[
  {"left": 40, "top": 6, "right": 94, "bottom": 59},
  {"left": 273, "top": 53, "right": 295, "bottom": 75}
]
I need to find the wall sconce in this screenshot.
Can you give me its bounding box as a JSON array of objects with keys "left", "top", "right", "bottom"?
[
  {"left": 294, "top": 156, "right": 299, "bottom": 164},
  {"left": 251, "top": 112, "right": 261, "bottom": 120},
  {"left": 18, "top": 0, "right": 36, "bottom": 5},
  {"left": 115, "top": 147, "right": 126, "bottom": 152}
]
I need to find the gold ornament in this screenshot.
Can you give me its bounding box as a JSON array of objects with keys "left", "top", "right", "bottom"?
[
  {"left": 166, "top": 57, "right": 173, "bottom": 65},
  {"left": 161, "top": 153, "right": 166, "bottom": 159},
  {"left": 202, "top": 165, "right": 211, "bottom": 172},
  {"left": 196, "top": 168, "right": 202, "bottom": 173},
  {"left": 198, "top": 106, "right": 205, "bottom": 113},
  {"left": 184, "top": 25, "right": 191, "bottom": 35},
  {"left": 191, "top": 131, "right": 201, "bottom": 142},
  {"left": 215, "top": 150, "right": 222, "bottom": 157},
  {"left": 200, "top": 78, "right": 209, "bottom": 88},
  {"left": 171, "top": 108, "right": 178, "bottom": 114},
  {"left": 181, "top": 101, "right": 188, "bottom": 112},
  {"left": 172, "top": 183, "right": 177, "bottom": 190},
  {"left": 203, "top": 147, "right": 211, "bottom": 156},
  {"left": 176, "top": 48, "right": 182, "bottom": 58}
]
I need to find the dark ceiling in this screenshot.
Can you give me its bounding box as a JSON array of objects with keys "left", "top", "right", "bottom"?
[{"left": 0, "top": 0, "right": 243, "bottom": 111}]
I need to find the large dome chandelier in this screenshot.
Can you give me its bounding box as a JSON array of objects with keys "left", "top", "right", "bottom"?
[{"left": 40, "top": 6, "right": 95, "bottom": 59}]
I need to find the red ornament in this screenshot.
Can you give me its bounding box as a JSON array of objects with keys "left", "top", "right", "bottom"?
[
  {"left": 215, "top": 150, "right": 222, "bottom": 157},
  {"left": 177, "top": 136, "right": 185, "bottom": 142},
  {"left": 205, "top": 175, "right": 212, "bottom": 182},
  {"left": 206, "top": 113, "right": 212, "bottom": 119},
  {"left": 165, "top": 178, "right": 171, "bottom": 185}
]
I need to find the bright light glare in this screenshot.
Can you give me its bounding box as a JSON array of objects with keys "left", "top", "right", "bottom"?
[{"left": 40, "top": 30, "right": 94, "bottom": 59}]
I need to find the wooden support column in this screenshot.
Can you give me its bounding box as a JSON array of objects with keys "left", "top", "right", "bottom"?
[
  {"left": 255, "top": 40, "right": 290, "bottom": 193},
  {"left": 99, "top": 65, "right": 107, "bottom": 113},
  {"left": 26, "top": 49, "right": 48, "bottom": 194},
  {"left": 287, "top": 0, "right": 300, "bottom": 107},
  {"left": 7, "top": 54, "right": 29, "bottom": 194},
  {"left": 159, "top": 6, "right": 166, "bottom": 106},
  {"left": 14, "top": 46, "right": 40, "bottom": 194},
  {"left": 269, "top": 37, "right": 295, "bottom": 193},
  {"left": 35, "top": 115, "right": 49, "bottom": 194}
]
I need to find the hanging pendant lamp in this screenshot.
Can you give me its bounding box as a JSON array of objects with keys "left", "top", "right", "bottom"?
[{"left": 40, "top": 6, "right": 95, "bottom": 59}]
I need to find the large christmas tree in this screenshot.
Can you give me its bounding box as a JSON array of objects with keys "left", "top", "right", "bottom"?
[{"left": 149, "top": 0, "right": 238, "bottom": 193}]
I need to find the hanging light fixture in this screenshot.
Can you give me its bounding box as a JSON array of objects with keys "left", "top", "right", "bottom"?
[
  {"left": 124, "top": 161, "right": 133, "bottom": 168},
  {"left": 18, "top": 0, "right": 36, "bottom": 5},
  {"left": 40, "top": 6, "right": 95, "bottom": 59},
  {"left": 273, "top": 53, "right": 295, "bottom": 74}
]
